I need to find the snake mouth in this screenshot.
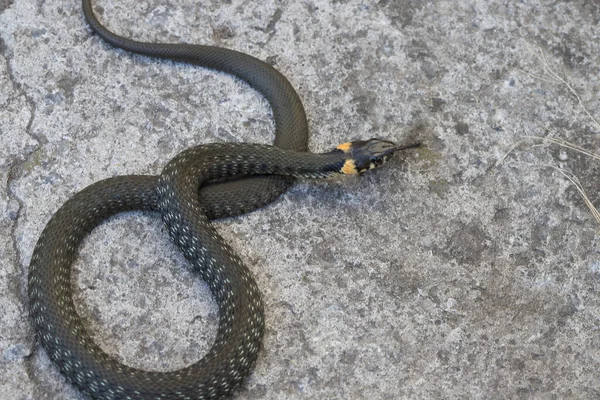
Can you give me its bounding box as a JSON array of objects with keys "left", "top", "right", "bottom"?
[{"left": 347, "top": 139, "right": 421, "bottom": 173}]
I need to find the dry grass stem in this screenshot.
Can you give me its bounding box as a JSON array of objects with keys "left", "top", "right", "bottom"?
[
  {"left": 521, "top": 41, "right": 600, "bottom": 133},
  {"left": 547, "top": 165, "right": 600, "bottom": 226},
  {"left": 494, "top": 135, "right": 600, "bottom": 168},
  {"left": 496, "top": 42, "right": 600, "bottom": 226}
]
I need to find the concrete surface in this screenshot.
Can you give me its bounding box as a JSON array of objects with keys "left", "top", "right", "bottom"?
[{"left": 2, "top": 0, "right": 600, "bottom": 399}]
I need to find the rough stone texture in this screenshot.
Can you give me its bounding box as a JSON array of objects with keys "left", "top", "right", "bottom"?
[{"left": 1, "top": 0, "right": 600, "bottom": 399}]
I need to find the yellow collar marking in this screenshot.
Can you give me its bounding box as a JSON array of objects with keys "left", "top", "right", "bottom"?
[
  {"left": 341, "top": 159, "right": 358, "bottom": 175},
  {"left": 336, "top": 142, "right": 352, "bottom": 153}
]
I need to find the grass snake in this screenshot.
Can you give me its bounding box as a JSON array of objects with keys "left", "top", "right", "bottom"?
[{"left": 28, "top": 1, "right": 419, "bottom": 399}]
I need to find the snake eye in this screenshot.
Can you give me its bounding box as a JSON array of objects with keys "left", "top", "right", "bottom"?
[{"left": 372, "top": 157, "right": 384, "bottom": 166}]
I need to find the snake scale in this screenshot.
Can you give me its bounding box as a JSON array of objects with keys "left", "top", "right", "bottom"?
[{"left": 28, "top": 1, "right": 418, "bottom": 399}]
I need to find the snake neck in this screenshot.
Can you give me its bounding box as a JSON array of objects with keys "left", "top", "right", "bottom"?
[
  {"left": 288, "top": 150, "right": 348, "bottom": 179},
  {"left": 162, "top": 143, "right": 349, "bottom": 184}
]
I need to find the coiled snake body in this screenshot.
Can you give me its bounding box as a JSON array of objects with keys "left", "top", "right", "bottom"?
[{"left": 28, "top": 2, "right": 416, "bottom": 399}]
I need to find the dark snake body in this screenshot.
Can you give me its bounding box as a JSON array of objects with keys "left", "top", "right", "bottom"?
[
  {"left": 82, "top": 0, "right": 310, "bottom": 219},
  {"left": 29, "top": 146, "right": 345, "bottom": 399},
  {"left": 29, "top": 1, "right": 325, "bottom": 399}
]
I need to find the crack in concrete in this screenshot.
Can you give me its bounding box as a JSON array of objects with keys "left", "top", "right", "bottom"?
[
  {"left": 6, "top": 159, "right": 27, "bottom": 300},
  {"left": 21, "top": 342, "right": 43, "bottom": 399},
  {"left": 0, "top": 31, "right": 43, "bottom": 396},
  {"left": 1, "top": 33, "right": 41, "bottom": 294},
  {"left": 265, "top": 8, "right": 283, "bottom": 34},
  {"left": 254, "top": 7, "right": 283, "bottom": 48}
]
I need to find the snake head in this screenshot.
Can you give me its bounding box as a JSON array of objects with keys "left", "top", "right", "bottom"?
[{"left": 337, "top": 139, "right": 420, "bottom": 175}]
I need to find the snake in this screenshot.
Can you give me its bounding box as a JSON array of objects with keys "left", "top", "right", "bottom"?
[{"left": 28, "top": 1, "right": 419, "bottom": 399}]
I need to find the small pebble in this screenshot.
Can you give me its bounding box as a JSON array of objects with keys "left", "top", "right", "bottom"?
[{"left": 558, "top": 151, "right": 568, "bottom": 161}]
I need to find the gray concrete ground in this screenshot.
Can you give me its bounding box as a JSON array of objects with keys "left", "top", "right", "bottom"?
[{"left": 2, "top": 0, "right": 600, "bottom": 399}]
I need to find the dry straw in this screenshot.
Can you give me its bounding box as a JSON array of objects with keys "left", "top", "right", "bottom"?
[{"left": 497, "top": 41, "right": 600, "bottom": 226}]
